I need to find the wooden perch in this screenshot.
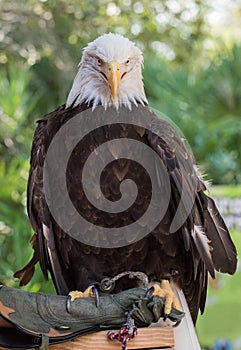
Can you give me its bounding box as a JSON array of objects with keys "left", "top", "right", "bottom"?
[
  {"left": 48, "top": 327, "right": 175, "bottom": 350},
  {"left": 0, "top": 327, "right": 174, "bottom": 350}
]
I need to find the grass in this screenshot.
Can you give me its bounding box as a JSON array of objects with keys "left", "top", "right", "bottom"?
[
  {"left": 198, "top": 185, "right": 241, "bottom": 348},
  {"left": 196, "top": 229, "right": 241, "bottom": 349},
  {"left": 210, "top": 185, "right": 241, "bottom": 198}
]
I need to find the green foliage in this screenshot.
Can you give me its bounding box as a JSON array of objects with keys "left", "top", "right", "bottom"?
[
  {"left": 1, "top": 0, "right": 211, "bottom": 62},
  {"left": 0, "top": 0, "right": 212, "bottom": 112},
  {"left": 210, "top": 185, "right": 241, "bottom": 199},
  {"left": 0, "top": 64, "right": 37, "bottom": 162},
  {"left": 0, "top": 159, "right": 28, "bottom": 283},
  {"left": 1, "top": 0, "right": 240, "bottom": 183},
  {"left": 144, "top": 46, "right": 241, "bottom": 184},
  {"left": 0, "top": 64, "right": 36, "bottom": 287},
  {"left": 201, "top": 46, "right": 241, "bottom": 184},
  {"left": 0, "top": 62, "right": 55, "bottom": 293}
]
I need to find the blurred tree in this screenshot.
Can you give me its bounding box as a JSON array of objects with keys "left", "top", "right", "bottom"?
[
  {"left": 0, "top": 62, "right": 54, "bottom": 292},
  {"left": 201, "top": 46, "right": 241, "bottom": 184},
  {"left": 144, "top": 45, "right": 241, "bottom": 184},
  {"left": 0, "top": 0, "right": 211, "bottom": 61},
  {"left": 0, "top": 0, "right": 212, "bottom": 112},
  {"left": 0, "top": 64, "right": 37, "bottom": 162}
]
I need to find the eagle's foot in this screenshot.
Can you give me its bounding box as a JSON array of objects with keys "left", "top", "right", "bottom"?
[
  {"left": 66, "top": 285, "right": 100, "bottom": 312},
  {"left": 150, "top": 280, "right": 181, "bottom": 318},
  {"left": 68, "top": 285, "right": 95, "bottom": 302}
]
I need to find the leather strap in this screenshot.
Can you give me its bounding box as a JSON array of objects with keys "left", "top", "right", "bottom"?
[{"left": 38, "top": 335, "right": 49, "bottom": 350}]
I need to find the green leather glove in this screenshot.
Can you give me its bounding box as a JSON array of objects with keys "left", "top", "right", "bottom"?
[
  {"left": 131, "top": 296, "right": 184, "bottom": 326},
  {"left": 0, "top": 285, "right": 184, "bottom": 349}
]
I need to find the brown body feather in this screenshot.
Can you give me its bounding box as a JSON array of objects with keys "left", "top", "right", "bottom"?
[{"left": 14, "top": 104, "right": 237, "bottom": 324}]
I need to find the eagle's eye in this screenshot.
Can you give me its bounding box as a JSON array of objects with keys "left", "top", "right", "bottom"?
[
  {"left": 96, "top": 57, "right": 103, "bottom": 66},
  {"left": 125, "top": 59, "right": 130, "bottom": 65}
]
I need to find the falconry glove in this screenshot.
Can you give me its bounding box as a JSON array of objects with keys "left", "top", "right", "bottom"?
[{"left": 0, "top": 285, "right": 184, "bottom": 349}]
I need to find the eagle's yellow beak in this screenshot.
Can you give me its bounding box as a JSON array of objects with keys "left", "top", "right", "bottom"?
[{"left": 106, "top": 61, "right": 121, "bottom": 100}]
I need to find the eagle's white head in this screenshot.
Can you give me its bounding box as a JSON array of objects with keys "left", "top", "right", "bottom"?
[{"left": 66, "top": 33, "right": 147, "bottom": 109}]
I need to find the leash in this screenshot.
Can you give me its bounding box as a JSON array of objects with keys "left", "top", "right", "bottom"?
[
  {"left": 107, "top": 313, "right": 138, "bottom": 350},
  {"left": 99, "top": 271, "right": 149, "bottom": 292}
]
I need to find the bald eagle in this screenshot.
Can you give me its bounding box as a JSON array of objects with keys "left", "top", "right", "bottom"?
[{"left": 14, "top": 33, "right": 237, "bottom": 324}]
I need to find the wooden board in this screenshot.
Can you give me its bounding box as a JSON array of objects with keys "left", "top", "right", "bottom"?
[
  {"left": 49, "top": 327, "right": 174, "bottom": 349},
  {"left": 0, "top": 326, "right": 174, "bottom": 350}
]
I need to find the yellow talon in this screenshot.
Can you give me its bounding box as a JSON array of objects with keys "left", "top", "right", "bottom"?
[
  {"left": 150, "top": 280, "right": 181, "bottom": 315},
  {"left": 68, "top": 285, "right": 95, "bottom": 302}
]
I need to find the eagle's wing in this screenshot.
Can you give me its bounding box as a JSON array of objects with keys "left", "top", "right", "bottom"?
[
  {"left": 146, "top": 111, "right": 237, "bottom": 321},
  {"left": 15, "top": 104, "right": 153, "bottom": 293},
  {"left": 14, "top": 106, "right": 71, "bottom": 294},
  {"left": 14, "top": 104, "right": 237, "bottom": 324}
]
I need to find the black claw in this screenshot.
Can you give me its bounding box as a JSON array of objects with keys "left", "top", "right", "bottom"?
[
  {"left": 145, "top": 286, "right": 154, "bottom": 298},
  {"left": 173, "top": 319, "right": 182, "bottom": 327},
  {"left": 163, "top": 313, "right": 168, "bottom": 321},
  {"left": 92, "top": 286, "right": 100, "bottom": 307},
  {"left": 66, "top": 294, "right": 72, "bottom": 313}
]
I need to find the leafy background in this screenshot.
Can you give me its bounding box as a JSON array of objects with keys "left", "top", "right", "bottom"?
[{"left": 0, "top": 1, "right": 241, "bottom": 348}]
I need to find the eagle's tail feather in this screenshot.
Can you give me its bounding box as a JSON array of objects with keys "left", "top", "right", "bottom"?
[
  {"left": 205, "top": 195, "right": 237, "bottom": 275},
  {"left": 13, "top": 250, "right": 39, "bottom": 286},
  {"left": 191, "top": 225, "right": 215, "bottom": 278}
]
